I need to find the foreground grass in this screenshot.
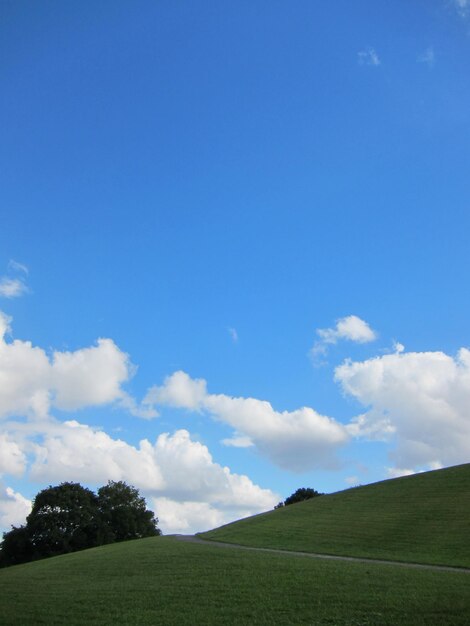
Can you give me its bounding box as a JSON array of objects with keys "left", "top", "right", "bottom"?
[
  {"left": 201, "top": 463, "right": 470, "bottom": 567},
  {"left": 0, "top": 536, "right": 469, "bottom": 625}
]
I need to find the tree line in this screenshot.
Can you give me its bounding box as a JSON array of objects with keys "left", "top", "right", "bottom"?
[{"left": 0, "top": 481, "right": 160, "bottom": 568}]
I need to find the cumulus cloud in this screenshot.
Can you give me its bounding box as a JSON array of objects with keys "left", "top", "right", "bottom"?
[
  {"left": 310, "top": 315, "right": 377, "bottom": 363},
  {"left": 144, "top": 371, "right": 207, "bottom": 411},
  {"left": 22, "top": 422, "right": 277, "bottom": 534},
  {"left": 0, "top": 485, "right": 31, "bottom": 529},
  {"left": 29, "top": 420, "right": 165, "bottom": 490},
  {"left": 358, "top": 48, "right": 380, "bottom": 66},
  {"left": 52, "top": 339, "right": 132, "bottom": 410},
  {"left": 335, "top": 348, "right": 470, "bottom": 471},
  {"left": 0, "top": 312, "right": 154, "bottom": 420},
  {"left": 153, "top": 498, "right": 225, "bottom": 534},
  {"left": 0, "top": 434, "right": 27, "bottom": 477},
  {"left": 0, "top": 420, "right": 277, "bottom": 534},
  {"left": 145, "top": 371, "right": 349, "bottom": 471}
]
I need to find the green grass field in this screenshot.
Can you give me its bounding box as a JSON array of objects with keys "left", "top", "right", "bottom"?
[
  {"left": 1, "top": 464, "right": 469, "bottom": 624},
  {"left": 0, "top": 535, "right": 469, "bottom": 625},
  {"left": 201, "top": 463, "right": 470, "bottom": 568}
]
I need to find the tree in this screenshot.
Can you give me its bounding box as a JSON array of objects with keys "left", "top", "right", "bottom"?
[
  {"left": 25, "top": 482, "right": 104, "bottom": 560},
  {"left": 98, "top": 481, "right": 161, "bottom": 542},
  {"left": 0, "top": 481, "right": 160, "bottom": 567},
  {"left": 274, "top": 487, "right": 323, "bottom": 509},
  {"left": 0, "top": 525, "right": 32, "bottom": 567}
]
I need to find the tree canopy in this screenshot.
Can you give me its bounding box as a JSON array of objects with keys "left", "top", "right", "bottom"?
[
  {"left": 0, "top": 481, "right": 160, "bottom": 568},
  {"left": 98, "top": 481, "right": 160, "bottom": 542},
  {"left": 275, "top": 487, "right": 323, "bottom": 509}
]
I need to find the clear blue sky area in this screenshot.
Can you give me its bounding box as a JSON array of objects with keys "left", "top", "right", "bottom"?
[{"left": 1, "top": 1, "right": 469, "bottom": 533}]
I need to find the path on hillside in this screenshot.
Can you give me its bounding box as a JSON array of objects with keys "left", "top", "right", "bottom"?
[{"left": 172, "top": 535, "right": 470, "bottom": 574}]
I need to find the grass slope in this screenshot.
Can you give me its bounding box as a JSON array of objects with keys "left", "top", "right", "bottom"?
[
  {"left": 1, "top": 536, "right": 469, "bottom": 625},
  {"left": 201, "top": 463, "right": 470, "bottom": 567}
]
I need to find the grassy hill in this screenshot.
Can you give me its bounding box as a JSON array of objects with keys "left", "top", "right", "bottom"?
[
  {"left": 1, "top": 464, "right": 469, "bottom": 624},
  {"left": 201, "top": 463, "right": 470, "bottom": 568},
  {"left": 1, "top": 535, "right": 469, "bottom": 625}
]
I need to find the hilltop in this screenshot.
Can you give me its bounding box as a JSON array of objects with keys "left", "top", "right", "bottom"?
[{"left": 200, "top": 463, "right": 470, "bottom": 567}]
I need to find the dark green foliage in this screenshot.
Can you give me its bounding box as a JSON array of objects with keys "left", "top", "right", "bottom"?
[
  {"left": 275, "top": 487, "right": 323, "bottom": 508},
  {"left": 0, "top": 481, "right": 160, "bottom": 567},
  {"left": 0, "top": 525, "right": 32, "bottom": 568},
  {"left": 98, "top": 481, "right": 161, "bottom": 542},
  {"left": 26, "top": 483, "right": 103, "bottom": 559}
]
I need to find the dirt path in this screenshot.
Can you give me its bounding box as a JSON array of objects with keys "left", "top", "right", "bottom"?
[{"left": 172, "top": 534, "right": 470, "bottom": 574}]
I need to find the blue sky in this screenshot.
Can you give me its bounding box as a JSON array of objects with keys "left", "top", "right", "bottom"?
[{"left": 1, "top": 0, "right": 470, "bottom": 533}]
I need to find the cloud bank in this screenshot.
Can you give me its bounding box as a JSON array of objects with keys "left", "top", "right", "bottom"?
[{"left": 2, "top": 308, "right": 470, "bottom": 533}]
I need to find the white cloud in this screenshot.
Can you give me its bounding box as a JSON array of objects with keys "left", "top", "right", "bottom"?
[
  {"left": 0, "top": 434, "right": 27, "bottom": 477},
  {"left": 52, "top": 339, "right": 132, "bottom": 410},
  {"left": 0, "top": 316, "right": 52, "bottom": 419},
  {"left": 148, "top": 429, "right": 276, "bottom": 510},
  {"left": 0, "top": 420, "right": 278, "bottom": 534},
  {"left": 23, "top": 422, "right": 277, "bottom": 534},
  {"left": 0, "top": 485, "right": 31, "bottom": 529},
  {"left": 358, "top": 48, "right": 380, "bottom": 66},
  {"left": 144, "top": 370, "right": 207, "bottom": 411},
  {"left": 153, "top": 498, "right": 225, "bottom": 534},
  {"left": 29, "top": 420, "right": 165, "bottom": 490},
  {"left": 0, "top": 311, "right": 12, "bottom": 339},
  {"left": 310, "top": 315, "right": 377, "bottom": 363},
  {"left": 0, "top": 312, "right": 153, "bottom": 420},
  {"left": 335, "top": 347, "right": 470, "bottom": 471},
  {"left": 0, "top": 278, "right": 28, "bottom": 299},
  {"left": 318, "top": 316, "right": 377, "bottom": 344},
  {"left": 146, "top": 371, "right": 349, "bottom": 471},
  {"left": 417, "top": 47, "right": 435, "bottom": 67},
  {"left": 221, "top": 435, "right": 254, "bottom": 448}
]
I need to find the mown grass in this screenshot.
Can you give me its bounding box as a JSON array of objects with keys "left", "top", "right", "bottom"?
[
  {"left": 201, "top": 463, "right": 470, "bottom": 567},
  {"left": 0, "top": 536, "right": 469, "bottom": 625}
]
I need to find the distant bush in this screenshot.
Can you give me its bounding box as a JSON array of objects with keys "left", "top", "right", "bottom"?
[
  {"left": 274, "top": 487, "right": 323, "bottom": 509},
  {"left": 0, "top": 481, "right": 160, "bottom": 568}
]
